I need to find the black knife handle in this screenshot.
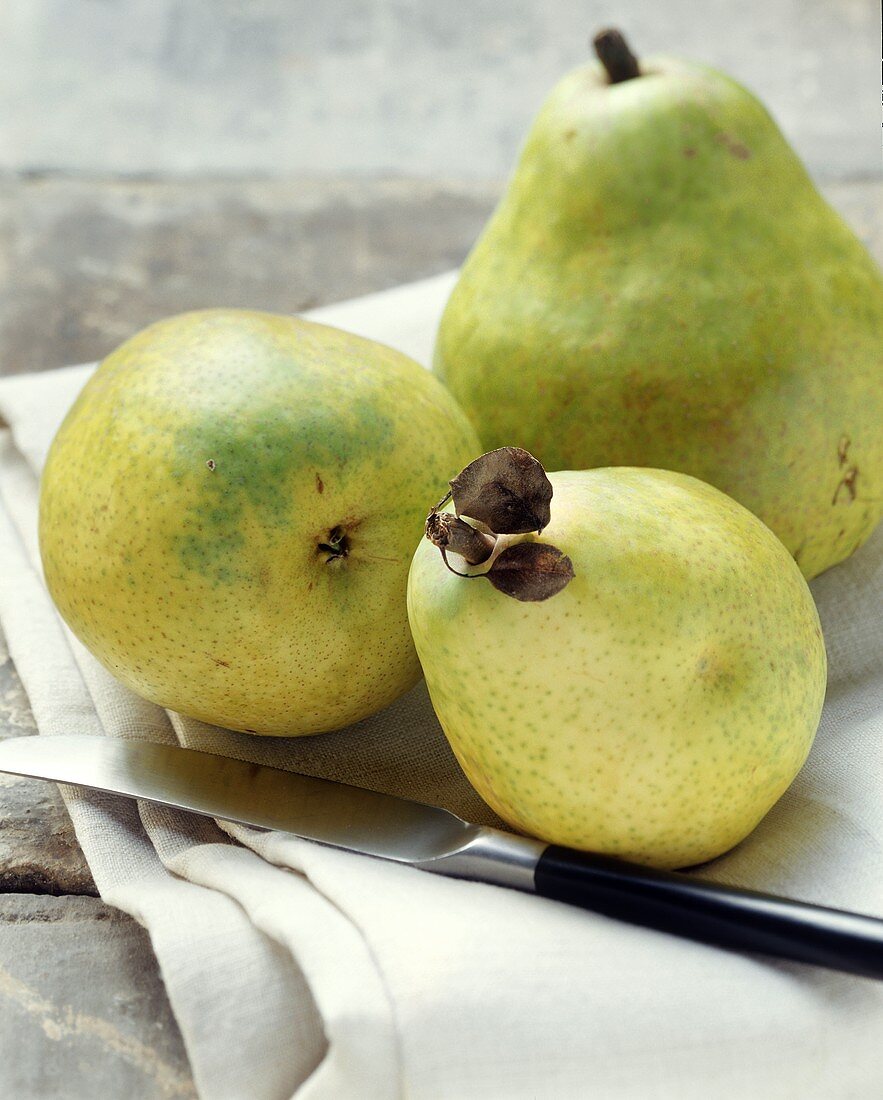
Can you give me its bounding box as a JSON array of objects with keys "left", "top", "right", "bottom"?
[{"left": 534, "top": 846, "right": 883, "bottom": 980}]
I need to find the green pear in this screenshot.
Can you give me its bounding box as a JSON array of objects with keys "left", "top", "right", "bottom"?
[
  {"left": 39, "top": 309, "right": 479, "bottom": 735},
  {"left": 434, "top": 30, "right": 883, "bottom": 579},
  {"left": 408, "top": 461, "right": 826, "bottom": 869}
]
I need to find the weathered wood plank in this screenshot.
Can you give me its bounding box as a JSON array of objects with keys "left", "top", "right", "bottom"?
[
  {"left": 0, "top": 894, "right": 194, "bottom": 1098},
  {"left": 0, "top": 628, "right": 96, "bottom": 895},
  {"left": 0, "top": 176, "right": 498, "bottom": 375}
]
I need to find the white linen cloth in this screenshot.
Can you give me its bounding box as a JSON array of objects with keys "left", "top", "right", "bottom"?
[{"left": 1, "top": 272, "right": 882, "bottom": 1099}]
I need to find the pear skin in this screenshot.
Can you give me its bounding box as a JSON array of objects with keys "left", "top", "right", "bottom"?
[
  {"left": 435, "top": 49, "right": 883, "bottom": 579},
  {"left": 40, "top": 309, "right": 479, "bottom": 735},
  {"left": 408, "top": 468, "right": 827, "bottom": 870}
]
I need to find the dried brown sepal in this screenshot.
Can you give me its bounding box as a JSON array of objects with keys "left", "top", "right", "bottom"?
[
  {"left": 486, "top": 542, "right": 575, "bottom": 602},
  {"left": 425, "top": 511, "right": 497, "bottom": 565},
  {"left": 449, "top": 447, "right": 553, "bottom": 534}
]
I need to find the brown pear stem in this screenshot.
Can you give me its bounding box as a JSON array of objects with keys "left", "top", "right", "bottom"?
[
  {"left": 425, "top": 512, "right": 496, "bottom": 565},
  {"left": 593, "top": 28, "right": 641, "bottom": 83}
]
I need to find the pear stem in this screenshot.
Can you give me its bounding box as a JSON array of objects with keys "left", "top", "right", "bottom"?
[
  {"left": 425, "top": 512, "right": 496, "bottom": 566},
  {"left": 593, "top": 28, "right": 641, "bottom": 83}
]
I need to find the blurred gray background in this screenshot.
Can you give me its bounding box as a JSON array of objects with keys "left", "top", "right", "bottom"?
[
  {"left": 0, "top": 0, "right": 880, "bottom": 375},
  {"left": 2, "top": 0, "right": 879, "bottom": 178},
  {"left": 0, "top": 4, "right": 881, "bottom": 1096}
]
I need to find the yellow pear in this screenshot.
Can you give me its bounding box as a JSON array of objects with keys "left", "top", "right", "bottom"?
[
  {"left": 40, "top": 309, "right": 479, "bottom": 735},
  {"left": 408, "top": 463, "right": 826, "bottom": 869}
]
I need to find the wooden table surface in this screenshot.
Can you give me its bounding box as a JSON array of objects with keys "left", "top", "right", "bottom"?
[{"left": 1, "top": 175, "right": 882, "bottom": 1097}]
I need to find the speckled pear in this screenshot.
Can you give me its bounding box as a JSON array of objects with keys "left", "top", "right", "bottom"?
[
  {"left": 39, "top": 309, "right": 479, "bottom": 735},
  {"left": 407, "top": 467, "right": 827, "bottom": 869},
  {"left": 434, "top": 33, "right": 883, "bottom": 579}
]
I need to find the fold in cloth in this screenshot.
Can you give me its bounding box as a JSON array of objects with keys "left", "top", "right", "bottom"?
[{"left": 1, "top": 273, "right": 882, "bottom": 1099}]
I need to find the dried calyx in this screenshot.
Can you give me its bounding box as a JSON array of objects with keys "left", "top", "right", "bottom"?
[
  {"left": 425, "top": 447, "right": 574, "bottom": 602},
  {"left": 447, "top": 446, "right": 553, "bottom": 534},
  {"left": 425, "top": 512, "right": 496, "bottom": 571}
]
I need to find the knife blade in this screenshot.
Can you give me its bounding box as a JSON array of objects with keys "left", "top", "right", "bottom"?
[{"left": 2, "top": 733, "right": 882, "bottom": 980}]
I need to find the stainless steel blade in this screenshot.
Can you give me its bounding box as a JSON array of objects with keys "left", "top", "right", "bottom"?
[
  {"left": 5, "top": 738, "right": 881, "bottom": 980},
  {"left": 0, "top": 735, "right": 543, "bottom": 885}
]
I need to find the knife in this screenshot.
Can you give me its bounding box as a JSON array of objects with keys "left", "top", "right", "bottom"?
[{"left": 2, "top": 733, "right": 882, "bottom": 979}]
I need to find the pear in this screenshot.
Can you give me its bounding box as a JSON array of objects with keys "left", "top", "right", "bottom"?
[
  {"left": 39, "top": 309, "right": 479, "bottom": 735},
  {"left": 407, "top": 454, "right": 826, "bottom": 870},
  {"left": 434, "top": 29, "right": 883, "bottom": 579}
]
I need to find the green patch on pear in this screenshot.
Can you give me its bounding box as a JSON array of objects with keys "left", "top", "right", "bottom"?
[{"left": 39, "top": 309, "right": 479, "bottom": 735}]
